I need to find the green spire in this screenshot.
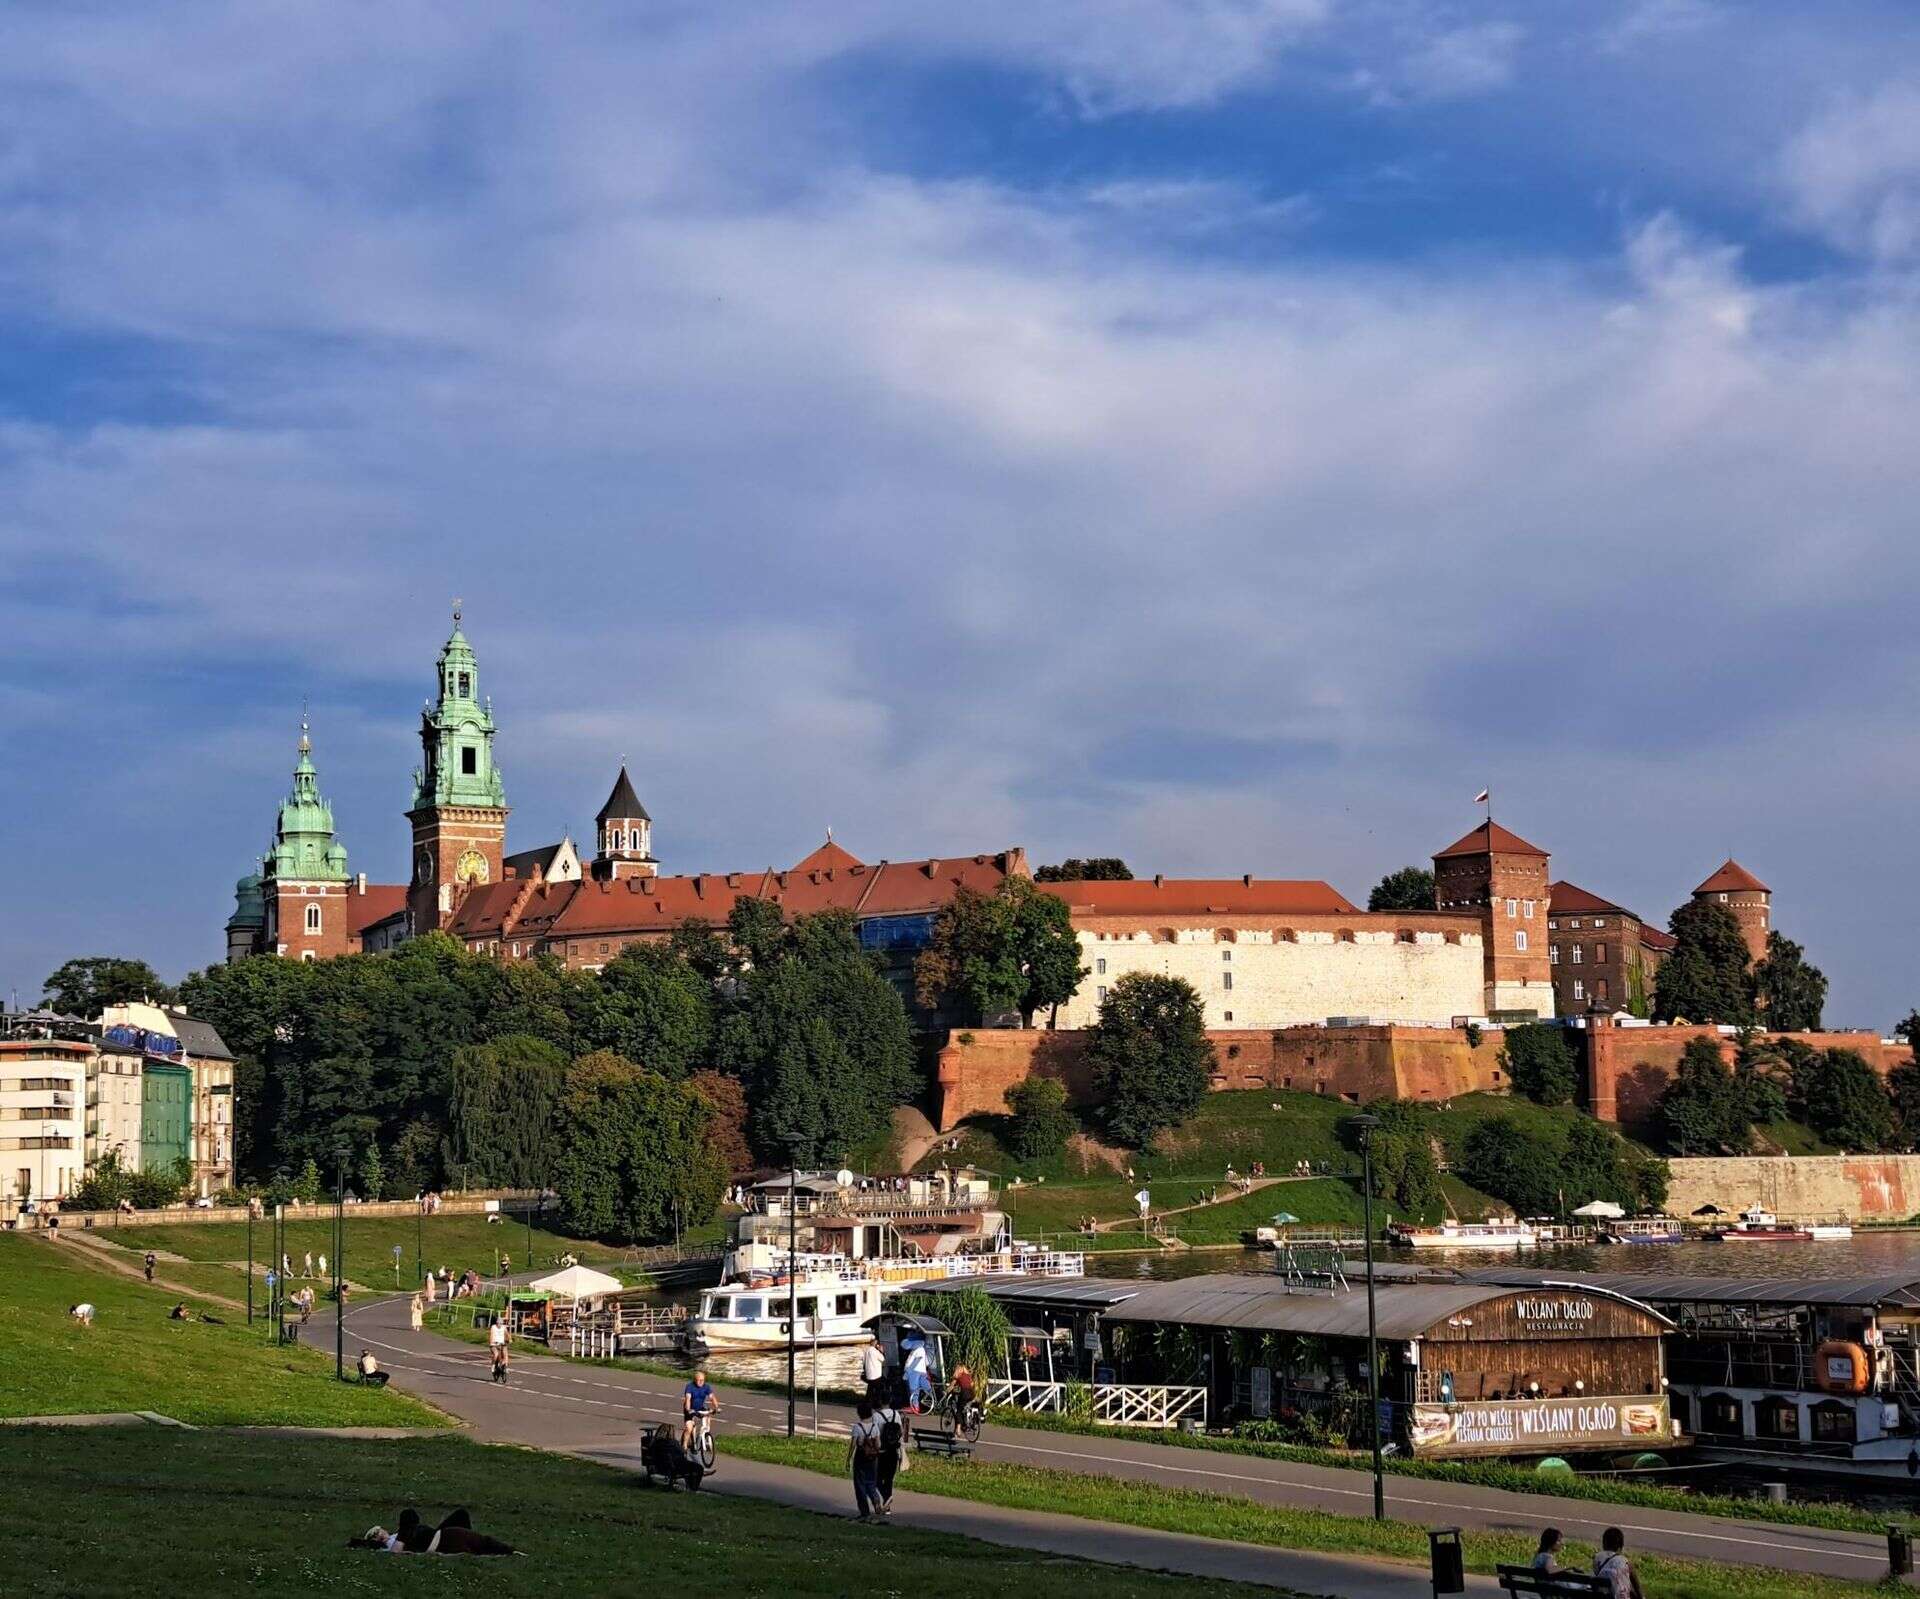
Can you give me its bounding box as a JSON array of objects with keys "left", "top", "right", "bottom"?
[
  {"left": 411, "top": 600, "right": 507, "bottom": 811},
  {"left": 267, "top": 720, "right": 350, "bottom": 883}
]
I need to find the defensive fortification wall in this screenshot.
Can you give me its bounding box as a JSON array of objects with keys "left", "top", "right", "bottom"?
[{"left": 1584, "top": 1022, "right": 1909, "bottom": 1124}]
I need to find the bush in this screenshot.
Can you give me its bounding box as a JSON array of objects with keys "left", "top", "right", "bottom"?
[
  {"left": 1499, "top": 1024, "right": 1577, "bottom": 1107},
  {"left": 1005, "top": 1076, "right": 1073, "bottom": 1161}
]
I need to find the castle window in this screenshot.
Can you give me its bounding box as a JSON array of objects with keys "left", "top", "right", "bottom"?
[
  {"left": 1505, "top": 898, "right": 1517, "bottom": 918},
  {"left": 1595, "top": 943, "right": 1607, "bottom": 963},
  {"left": 461, "top": 747, "right": 477, "bottom": 775},
  {"left": 1522, "top": 899, "right": 1535, "bottom": 918},
  {"left": 1593, "top": 917, "right": 1606, "bottom": 928},
  {"left": 1222, "top": 972, "right": 1233, "bottom": 991},
  {"left": 1550, "top": 945, "right": 1559, "bottom": 964},
  {"left": 1096, "top": 958, "right": 1106, "bottom": 975},
  {"left": 1097, "top": 986, "right": 1108, "bottom": 1003},
  {"left": 1514, "top": 929, "right": 1528, "bottom": 952},
  {"left": 1571, "top": 944, "right": 1582, "bottom": 963},
  {"left": 301, "top": 950, "right": 316, "bottom": 963},
  {"left": 1572, "top": 979, "right": 1584, "bottom": 1001},
  {"left": 458, "top": 672, "right": 471, "bottom": 697},
  {"left": 1570, "top": 919, "right": 1582, "bottom": 929},
  {"left": 1596, "top": 979, "right": 1609, "bottom": 1002},
  {"left": 1222, "top": 949, "right": 1231, "bottom": 962},
  {"left": 1548, "top": 919, "right": 1558, "bottom": 930},
  {"left": 1718, "top": 893, "right": 1728, "bottom": 902},
  {"left": 305, "top": 904, "right": 321, "bottom": 934},
  {"left": 1223, "top": 1011, "right": 1234, "bottom": 1022}
]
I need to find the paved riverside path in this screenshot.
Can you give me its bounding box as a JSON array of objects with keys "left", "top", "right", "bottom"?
[{"left": 345, "top": 1291, "right": 1907, "bottom": 1593}]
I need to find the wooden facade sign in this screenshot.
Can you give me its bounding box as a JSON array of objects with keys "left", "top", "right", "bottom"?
[
  {"left": 1420, "top": 1291, "right": 1665, "bottom": 1344},
  {"left": 1410, "top": 1396, "right": 1672, "bottom": 1457}
]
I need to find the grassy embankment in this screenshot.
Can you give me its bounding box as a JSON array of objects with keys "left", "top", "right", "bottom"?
[
  {"left": 0, "top": 1233, "right": 440, "bottom": 1426},
  {"left": 931, "top": 1089, "right": 1549, "bottom": 1244},
  {"left": 90, "top": 1209, "right": 725, "bottom": 1289},
  {"left": 8, "top": 1427, "right": 1246, "bottom": 1599},
  {"left": 726, "top": 1434, "right": 1898, "bottom": 1599}
]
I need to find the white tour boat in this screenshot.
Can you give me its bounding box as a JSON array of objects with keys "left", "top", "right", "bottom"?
[
  {"left": 1706, "top": 1205, "right": 1853, "bottom": 1243},
  {"left": 1386, "top": 1217, "right": 1537, "bottom": 1251},
  {"left": 687, "top": 1270, "right": 890, "bottom": 1351}
]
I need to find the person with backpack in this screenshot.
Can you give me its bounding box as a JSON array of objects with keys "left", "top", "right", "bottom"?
[
  {"left": 143, "top": 1252, "right": 156, "bottom": 1283},
  {"left": 875, "top": 1393, "right": 907, "bottom": 1512},
  {"left": 848, "top": 1398, "right": 885, "bottom": 1521}
]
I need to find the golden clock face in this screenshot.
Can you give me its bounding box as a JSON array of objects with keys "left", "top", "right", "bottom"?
[{"left": 455, "top": 848, "right": 489, "bottom": 885}]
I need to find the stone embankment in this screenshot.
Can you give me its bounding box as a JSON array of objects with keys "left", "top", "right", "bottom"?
[
  {"left": 1665, "top": 1154, "right": 1920, "bottom": 1222},
  {"left": 23, "top": 1190, "right": 539, "bottom": 1232}
]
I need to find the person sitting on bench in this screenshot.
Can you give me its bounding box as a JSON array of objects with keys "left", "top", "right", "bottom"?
[{"left": 358, "top": 1350, "right": 390, "bottom": 1386}]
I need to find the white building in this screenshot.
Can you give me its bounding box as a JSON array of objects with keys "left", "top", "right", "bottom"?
[
  {"left": 87, "top": 1035, "right": 144, "bottom": 1173},
  {"left": 0, "top": 1038, "right": 89, "bottom": 1205}
]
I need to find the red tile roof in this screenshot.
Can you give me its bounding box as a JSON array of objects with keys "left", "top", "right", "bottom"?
[
  {"left": 1434, "top": 820, "right": 1549, "bottom": 859},
  {"left": 790, "top": 838, "right": 865, "bottom": 875},
  {"left": 1549, "top": 880, "right": 1640, "bottom": 921},
  {"left": 1695, "top": 859, "right": 1768, "bottom": 895},
  {"left": 1639, "top": 925, "right": 1678, "bottom": 953},
  {"left": 346, "top": 883, "right": 408, "bottom": 936},
  {"left": 1039, "top": 877, "right": 1358, "bottom": 917}
]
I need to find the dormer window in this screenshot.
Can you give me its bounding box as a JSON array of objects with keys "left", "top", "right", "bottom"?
[{"left": 457, "top": 672, "right": 471, "bottom": 697}]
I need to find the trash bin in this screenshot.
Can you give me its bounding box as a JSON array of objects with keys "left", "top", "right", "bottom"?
[
  {"left": 1428, "top": 1526, "right": 1465, "bottom": 1596},
  {"left": 1889, "top": 1524, "right": 1912, "bottom": 1578}
]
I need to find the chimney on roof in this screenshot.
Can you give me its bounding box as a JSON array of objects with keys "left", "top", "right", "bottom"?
[
  {"left": 1243, "top": 873, "right": 1253, "bottom": 887},
  {"left": 693, "top": 877, "right": 705, "bottom": 899},
  {"left": 627, "top": 879, "right": 641, "bottom": 893},
  {"left": 357, "top": 872, "right": 367, "bottom": 893},
  {"left": 924, "top": 859, "right": 940, "bottom": 878},
  {"left": 1154, "top": 873, "right": 1164, "bottom": 887},
  {"left": 726, "top": 873, "right": 739, "bottom": 888},
  {"left": 641, "top": 878, "right": 654, "bottom": 894}
]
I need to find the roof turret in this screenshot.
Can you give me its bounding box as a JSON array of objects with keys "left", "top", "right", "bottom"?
[{"left": 266, "top": 720, "right": 350, "bottom": 883}]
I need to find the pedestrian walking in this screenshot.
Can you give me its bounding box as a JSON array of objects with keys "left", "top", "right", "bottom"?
[
  {"left": 848, "top": 1399, "right": 885, "bottom": 1521},
  {"left": 281, "top": 1253, "right": 291, "bottom": 1276},
  {"left": 423, "top": 1272, "right": 436, "bottom": 1305},
  {"left": 875, "top": 1393, "right": 907, "bottom": 1512},
  {"left": 409, "top": 1293, "right": 424, "bottom": 1332},
  {"left": 303, "top": 1251, "right": 313, "bottom": 1278},
  {"left": 318, "top": 1252, "right": 328, "bottom": 1279},
  {"left": 861, "top": 1334, "right": 887, "bottom": 1403},
  {"left": 143, "top": 1252, "right": 156, "bottom": 1282}
]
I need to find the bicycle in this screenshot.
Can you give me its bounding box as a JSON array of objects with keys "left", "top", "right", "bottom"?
[
  {"left": 938, "top": 1387, "right": 984, "bottom": 1444},
  {"left": 684, "top": 1409, "right": 716, "bottom": 1471}
]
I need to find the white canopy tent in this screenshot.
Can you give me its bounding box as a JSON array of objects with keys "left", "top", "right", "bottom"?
[
  {"left": 526, "top": 1264, "right": 624, "bottom": 1299},
  {"left": 1571, "top": 1200, "right": 1625, "bottom": 1219}
]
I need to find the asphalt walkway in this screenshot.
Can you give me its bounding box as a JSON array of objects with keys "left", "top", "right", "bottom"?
[{"left": 344, "top": 1290, "right": 1908, "bottom": 1593}]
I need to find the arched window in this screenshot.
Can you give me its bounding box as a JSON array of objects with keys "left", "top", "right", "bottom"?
[
  {"left": 305, "top": 903, "right": 322, "bottom": 934},
  {"left": 1699, "top": 1393, "right": 1743, "bottom": 1436},
  {"left": 1755, "top": 1397, "right": 1799, "bottom": 1440}
]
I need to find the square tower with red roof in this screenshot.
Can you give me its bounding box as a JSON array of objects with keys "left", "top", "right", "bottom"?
[{"left": 1432, "top": 820, "right": 1555, "bottom": 1019}]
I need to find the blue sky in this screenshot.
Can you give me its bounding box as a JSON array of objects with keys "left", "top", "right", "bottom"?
[{"left": 3, "top": 1, "right": 1918, "bottom": 1028}]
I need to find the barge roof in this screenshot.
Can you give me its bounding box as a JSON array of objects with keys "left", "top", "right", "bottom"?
[{"left": 1452, "top": 1268, "right": 1920, "bottom": 1311}]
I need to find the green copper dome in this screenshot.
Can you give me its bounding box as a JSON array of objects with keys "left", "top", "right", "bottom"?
[
  {"left": 411, "top": 604, "right": 507, "bottom": 811},
  {"left": 266, "top": 724, "right": 350, "bottom": 883},
  {"left": 227, "top": 871, "right": 266, "bottom": 932}
]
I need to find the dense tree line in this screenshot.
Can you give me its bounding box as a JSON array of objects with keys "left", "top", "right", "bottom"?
[
  {"left": 1653, "top": 903, "right": 1828, "bottom": 1031},
  {"left": 173, "top": 900, "right": 928, "bottom": 1226},
  {"left": 1655, "top": 1033, "right": 1918, "bottom": 1155}
]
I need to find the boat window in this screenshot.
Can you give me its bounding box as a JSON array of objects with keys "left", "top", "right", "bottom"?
[
  {"left": 1699, "top": 1393, "right": 1743, "bottom": 1436},
  {"left": 1810, "top": 1400, "right": 1856, "bottom": 1444},
  {"left": 734, "top": 1297, "right": 763, "bottom": 1320},
  {"left": 1754, "top": 1397, "right": 1799, "bottom": 1440},
  {"left": 837, "top": 1294, "right": 858, "bottom": 1316},
  {"left": 796, "top": 1297, "right": 816, "bottom": 1319}
]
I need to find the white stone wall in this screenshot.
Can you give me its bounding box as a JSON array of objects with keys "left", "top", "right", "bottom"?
[
  {"left": 1488, "top": 980, "right": 1557, "bottom": 1022},
  {"left": 1056, "top": 925, "right": 1487, "bottom": 1029}
]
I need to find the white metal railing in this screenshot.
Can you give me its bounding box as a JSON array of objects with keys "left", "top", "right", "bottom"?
[
  {"left": 568, "top": 1325, "right": 615, "bottom": 1360},
  {"left": 745, "top": 1248, "right": 1085, "bottom": 1284},
  {"left": 1092, "top": 1384, "right": 1207, "bottom": 1429},
  {"left": 987, "top": 1377, "right": 1065, "bottom": 1412}
]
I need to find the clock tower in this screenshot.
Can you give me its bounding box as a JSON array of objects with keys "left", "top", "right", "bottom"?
[{"left": 407, "top": 603, "right": 509, "bottom": 936}]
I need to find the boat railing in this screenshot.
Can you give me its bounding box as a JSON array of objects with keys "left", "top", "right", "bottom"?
[{"left": 749, "top": 1247, "right": 1085, "bottom": 1283}]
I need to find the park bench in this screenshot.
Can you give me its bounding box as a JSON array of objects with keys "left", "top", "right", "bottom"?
[
  {"left": 1495, "top": 1566, "right": 1612, "bottom": 1597},
  {"left": 909, "top": 1424, "right": 974, "bottom": 1459}
]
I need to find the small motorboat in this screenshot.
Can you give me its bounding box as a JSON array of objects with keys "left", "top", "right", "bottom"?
[{"left": 1704, "top": 1205, "right": 1852, "bottom": 1242}]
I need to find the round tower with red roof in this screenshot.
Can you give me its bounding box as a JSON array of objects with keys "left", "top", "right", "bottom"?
[{"left": 1692, "top": 860, "right": 1770, "bottom": 964}]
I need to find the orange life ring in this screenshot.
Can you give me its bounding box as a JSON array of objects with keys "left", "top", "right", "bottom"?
[{"left": 1815, "top": 1340, "right": 1871, "bottom": 1395}]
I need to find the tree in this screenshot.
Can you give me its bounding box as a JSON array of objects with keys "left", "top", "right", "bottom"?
[
  {"left": 1367, "top": 867, "right": 1435, "bottom": 913},
  {"left": 1655, "top": 1038, "right": 1749, "bottom": 1155},
  {"left": 42, "top": 957, "right": 174, "bottom": 1018},
  {"left": 1033, "top": 858, "right": 1133, "bottom": 883},
  {"left": 446, "top": 1035, "right": 570, "bottom": 1189},
  {"left": 1795, "top": 1049, "right": 1896, "bottom": 1152},
  {"left": 550, "top": 1051, "right": 725, "bottom": 1243},
  {"left": 588, "top": 942, "right": 714, "bottom": 1079},
  {"left": 359, "top": 1141, "right": 386, "bottom": 1202},
  {"left": 914, "top": 879, "right": 1088, "bottom": 1026},
  {"left": 1560, "top": 1119, "right": 1668, "bottom": 1213},
  {"left": 294, "top": 1157, "right": 323, "bottom": 1204},
  {"left": 1652, "top": 901, "right": 1753, "bottom": 1025},
  {"left": 1457, "top": 1116, "right": 1561, "bottom": 1215},
  {"left": 1500, "top": 1023, "right": 1577, "bottom": 1106},
  {"left": 1752, "top": 931, "right": 1827, "bottom": 1032},
  {"left": 386, "top": 1116, "right": 442, "bottom": 1197},
  {"left": 686, "top": 1069, "right": 752, "bottom": 1178},
  {"left": 1897, "top": 1011, "right": 1920, "bottom": 1056},
  {"left": 1087, "top": 973, "right": 1213, "bottom": 1148},
  {"left": 1348, "top": 1103, "right": 1442, "bottom": 1215},
  {"left": 1888, "top": 1061, "right": 1920, "bottom": 1153},
  {"left": 718, "top": 909, "right": 919, "bottom": 1165},
  {"left": 1005, "top": 1076, "right": 1073, "bottom": 1162}
]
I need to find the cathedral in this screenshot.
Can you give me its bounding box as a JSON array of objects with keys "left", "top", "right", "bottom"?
[{"left": 225, "top": 609, "right": 1025, "bottom": 971}]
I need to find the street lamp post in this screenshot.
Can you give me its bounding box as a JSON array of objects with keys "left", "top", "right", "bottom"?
[
  {"left": 1350, "top": 1112, "right": 1385, "bottom": 1521},
  {"left": 246, "top": 1201, "right": 255, "bottom": 1326},
  {"left": 786, "top": 1164, "right": 798, "bottom": 1438},
  {"left": 334, "top": 1158, "right": 346, "bottom": 1381}
]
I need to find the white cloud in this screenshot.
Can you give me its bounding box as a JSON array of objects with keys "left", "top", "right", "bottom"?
[{"left": 1780, "top": 84, "right": 1920, "bottom": 261}]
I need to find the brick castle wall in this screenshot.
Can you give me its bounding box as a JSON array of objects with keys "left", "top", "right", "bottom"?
[
  {"left": 933, "top": 1024, "right": 1510, "bottom": 1131},
  {"left": 1584, "top": 1022, "right": 1910, "bottom": 1124}
]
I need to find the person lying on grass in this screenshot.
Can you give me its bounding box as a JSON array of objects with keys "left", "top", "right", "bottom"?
[{"left": 350, "top": 1508, "right": 518, "bottom": 1556}]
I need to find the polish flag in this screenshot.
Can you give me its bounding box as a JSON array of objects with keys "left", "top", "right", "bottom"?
[{"left": 1473, "top": 788, "right": 1490, "bottom": 804}]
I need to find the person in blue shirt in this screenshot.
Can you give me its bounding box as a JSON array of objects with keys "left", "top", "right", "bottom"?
[{"left": 682, "top": 1370, "right": 719, "bottom": 1451}]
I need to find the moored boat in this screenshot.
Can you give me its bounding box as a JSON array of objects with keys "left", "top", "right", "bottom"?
[
  {"left": 1598, "top": 1216, "right": 1687, "bottom": 1245},
  {"left": 1705, "top": 1205, "right": 1853, "bottom": 1242},
  {"left": 1385, "top": 1217, "right": 1536, "bottom": 1250},
  {"left": 687, "top": 1270, "right": 889, "bottom": 1351}
]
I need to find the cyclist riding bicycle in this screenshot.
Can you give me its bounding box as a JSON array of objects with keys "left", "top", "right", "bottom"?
[{"left": 682, "top": 1370, "right": 719, "bottom": 1453}]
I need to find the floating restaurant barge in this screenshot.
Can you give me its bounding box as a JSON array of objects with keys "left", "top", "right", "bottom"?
[{"left": 915, "top": 1269, "right": 1673, "bottom": 1459}]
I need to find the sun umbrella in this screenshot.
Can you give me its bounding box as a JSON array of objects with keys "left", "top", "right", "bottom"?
[
  {"left": 1269, "top": 1212, "right": 1299, "bottom": 1226},
  {"left": 1572, "top": 1200, "right": 1625, "bottom": 1219},
  {"left": 1691, "top": 1204, "right": 1724, "bottom": 1217}
]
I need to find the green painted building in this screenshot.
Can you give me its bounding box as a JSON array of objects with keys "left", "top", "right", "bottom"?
[{"left": 140, "top": 1061, "right": 192, "bottom": 1176}]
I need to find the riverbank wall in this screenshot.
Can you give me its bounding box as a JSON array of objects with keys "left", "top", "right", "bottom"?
[{"left": 1665, "top": 1155, "right": 1920, "bottom": 1222}]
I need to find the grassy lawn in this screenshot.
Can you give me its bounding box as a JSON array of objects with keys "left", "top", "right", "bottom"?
[
  {"left": 727, "top": 1434, "right": 1896, "bottom": 1599},
  {"left": 7, "top": 1427, "right": 1261, "bottom": 1599},
  {"left": 92, "top": 1210, "right": 663, "bottom": 1287},
  {"left": 0, "top": 1234, "right": 440, "bottom": 1426}
]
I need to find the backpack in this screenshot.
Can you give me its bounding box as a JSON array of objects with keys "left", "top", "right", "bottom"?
[
  {"left": 880, "top": 1413, "right": 903, "bottom": 1452},
  {"left": 857, "top": 1424, "right": 881, "bottom": 1460}
]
